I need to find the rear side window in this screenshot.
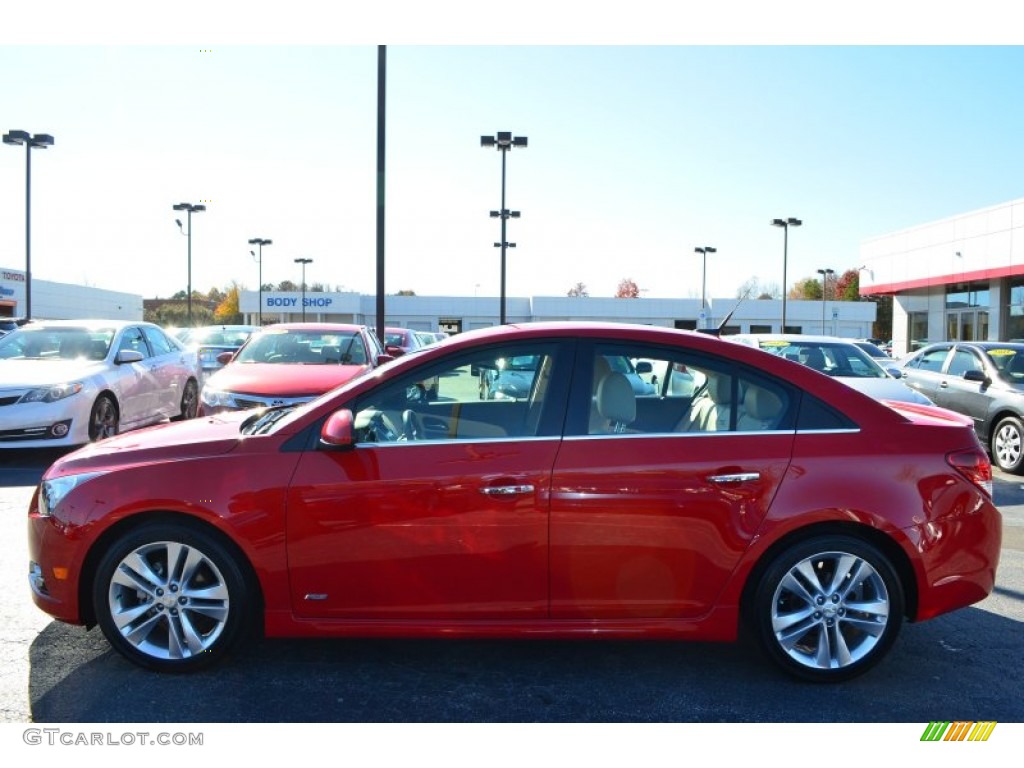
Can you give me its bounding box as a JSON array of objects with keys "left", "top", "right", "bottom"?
[{"left": 795, "top": 394, "right": 856, "bottom": 431}]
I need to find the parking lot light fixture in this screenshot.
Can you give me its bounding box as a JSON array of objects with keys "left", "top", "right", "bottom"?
[
  {"left": 294, "top": 257, "right": 313, "bottom": 321},
  {"left": 772, "top": 217, "right": 802, "bottom": 332},
  {"left": 248, "top": 238, "right": 272, "bottom": 326},
  {"left": 817, "top": 267, "right": 835, "bottom": 333},
  {"left": 482, "top": 131, "right": 527, "bottom": 325},
  {"left": 3, "top": 130, "right": 55, "bottom": 321},
  {"left": 172, "top": 202, "right": 206, "bottom": 326},
  {"left": 694, "top": 246, "right": 717, "bottom": 319}
]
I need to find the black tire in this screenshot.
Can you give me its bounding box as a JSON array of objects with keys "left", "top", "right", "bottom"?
[
  {"left": 172, "top": 378, "right": 199, "bottom": 421},
  {"left": 88, "top": 394, "right": 119, "bottom": 442},
  {"left": 92, "top": 521, "right": 254, "bottom": 672},
  {"left": 748, "top": 535, "right": 904, "bottom": 683},
  {"left": 992, "top": 415, "right": 1024, "bottom": 474}
]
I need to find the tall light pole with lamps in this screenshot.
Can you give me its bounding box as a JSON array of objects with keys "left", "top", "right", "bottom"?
[
  {"left": 771, "top": 217, "right": 802, "bottom": 332},
  {"left": 694, "top": 246, "right": 716, "bottom": 327},
  {"left": 295, "top": 257, "right": 313, "bottom": 322},
  {"left": 481, "top": 131, "right": 527, "bottom": 325},
  {"left": 817, "top": 268, "right": 835, "bottom": 333},
  {"left": 173, "top": 202, "right": 206, "bottom": 326},
  {"left": 248, "top": 237, "right": 272, "bottom": 326},
  {"left": 3, "top": 130, "right": 54, "bottom": 321}
]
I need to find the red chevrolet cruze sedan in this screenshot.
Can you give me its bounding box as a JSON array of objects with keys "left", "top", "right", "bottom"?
[{"left": 28, "top": 322, "right": 1001, "bottom": 681}]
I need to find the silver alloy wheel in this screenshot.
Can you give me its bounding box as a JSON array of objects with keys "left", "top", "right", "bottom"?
[
  {"left": 89, "top": 395, "right": 118, "bottom": 441},
  {"left": 107, "top": 540, "right": 230, "bottom": 661},
  {"left": 770, "top": 550, "right": 890, "bottom": 671},
  {"left": 994, "top": 419, "right": 1022, "bottom": 471}
]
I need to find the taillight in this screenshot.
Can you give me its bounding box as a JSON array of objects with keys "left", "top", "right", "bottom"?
[{"left": 947, "top": 448, "right": 993, "bottom": 497}]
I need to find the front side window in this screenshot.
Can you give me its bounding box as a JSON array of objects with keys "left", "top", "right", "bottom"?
[
  {"left": 117, "top": 327, "right": 151, "bottom": 359},
  {"left": 353, "top": 343, "right": 562, "bottom": 443}
]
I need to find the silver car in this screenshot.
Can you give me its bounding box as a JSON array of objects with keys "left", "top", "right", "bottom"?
[{"left": 725, "top": 333, "right": 934, "bottom": 406}]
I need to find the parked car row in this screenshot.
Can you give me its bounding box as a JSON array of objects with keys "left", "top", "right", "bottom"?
[{"left": 27, "top": 321, "right": 1001, "bottom": 683}]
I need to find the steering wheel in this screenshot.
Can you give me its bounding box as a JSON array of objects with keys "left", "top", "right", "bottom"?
[
  {"left": 401, "top": 409, "right": 424, "bottom": 441},
  {"left": 368, "top": 411, "right": 400, "bottom": 442}
]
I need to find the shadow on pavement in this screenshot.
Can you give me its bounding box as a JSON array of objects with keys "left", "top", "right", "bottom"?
[{"left": 28, "top": 604, "right": 1024, "bottom": 723}]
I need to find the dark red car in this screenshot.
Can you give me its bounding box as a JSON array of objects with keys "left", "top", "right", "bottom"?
[
  {"left": 28, "top": 322, "right": 1001, "bottom": 681},
  {"left": 198, "top": 323, "right": 389, "bottom": 414}
]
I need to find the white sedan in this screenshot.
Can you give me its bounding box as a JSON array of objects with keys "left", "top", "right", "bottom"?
[{"left": 0, "top": 319, "right": 201, "bottom": 448}]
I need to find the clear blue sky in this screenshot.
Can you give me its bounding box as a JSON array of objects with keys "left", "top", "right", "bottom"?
[{"left": 3, "top": 5, "right": 1024, "bottom": 304}]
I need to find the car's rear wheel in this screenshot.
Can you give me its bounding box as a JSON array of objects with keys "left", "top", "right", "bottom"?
[
  {"left": 88, "top": 394, "right": 119, "bottom": 441},
  {"left": 992, "top": 415, "right": 1024, "bottom": 474},
  {"left": 172, "top": 378, "right": 199, "bottom": 421},
  {"left": 749, "top": 535, "right": 903, "bottom": 682},
  {"left": 92, "top": 521, "right": 253, "bottom": 672}
]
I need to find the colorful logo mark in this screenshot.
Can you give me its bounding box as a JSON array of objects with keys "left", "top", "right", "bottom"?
[{"left": 921, "top": 721, "right": 997, "bottom": 741}]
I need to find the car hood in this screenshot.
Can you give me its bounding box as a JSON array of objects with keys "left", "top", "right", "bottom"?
[
  {"left": 838, "top": 376, "right": 934, "bottom": 405},
  {"left": 203, "top": 362, "right": 370, "bottom": 397},
  {"left": 0, "top": 359, "right": 108, "bottom": 386},
  {"left": 44, "top": 411, "right": 250, "bottom": 478}
]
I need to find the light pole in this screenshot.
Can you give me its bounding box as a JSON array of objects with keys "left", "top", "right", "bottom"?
[
  {"left": 817, "top": 268, "right": 835, "bottom": 334},
  {"left": 173, "top": 202, "right": 206, "bottom": 326},
  {"left": 3, "top": 130, "right": 54, "bottom": 321},
  {"left": 694, "top": 246, "right": 716, "bottom": 323},
  {"left": 771, "top": 217, "right": 802, "bottom": 332},
  {"left": 248, "top": 237, "right": 272, "bottom": 326},
  {"left": 294, "top": 257, "right": 313, "bottom": 321},
  {"left": 481, "top": 131, "right": 527, "bottom": 325}
]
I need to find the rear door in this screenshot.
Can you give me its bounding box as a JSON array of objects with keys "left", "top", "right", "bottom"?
[{"left": 549, "top": 341, "right": 796, "bottom": 620}]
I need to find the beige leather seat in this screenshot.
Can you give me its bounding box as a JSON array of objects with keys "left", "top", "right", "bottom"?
[
  {"left": 737, "top": 385, "right": 783, "bottom": 431},
  {"left": 594, "top": 371, "right": 636, "bottom": 433},
  {"left": 680, "top": 373, "right": 733, "bottom": 432}
]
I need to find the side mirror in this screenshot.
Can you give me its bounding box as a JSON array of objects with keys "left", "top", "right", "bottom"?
[
  {"left": 217, "top": 351, "right": 235, "bottom": 365},
  {"left": 886, "top": 367, "right": 902, "bottom": 379},
  {"left": 115, "top": 350, "right": 144, "bottom": 365},
  {"left": 963, "top": 369, "right": 989, "bottom": 384},
  {"left": 635, "top": 361, "right": 653, "bottom": 374},
  {"left": 320, "top": 409, "right": 355, "bottom": 449},
  {"left": 385, "top": 344, "right": 405, "bottom": 357},
  {"left": 375, "top": 353, "right": 395, "bottom": 366}
]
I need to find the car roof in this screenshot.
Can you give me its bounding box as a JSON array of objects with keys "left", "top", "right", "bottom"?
[
  {"left": 257, "top": 323, "right": 366, "bottom": 332},
  {"left": 727, "top": 333, "right": 864, "bottom": 345},
  {"left": 17, "top": 319, "right": 148, "bottom": 330}
]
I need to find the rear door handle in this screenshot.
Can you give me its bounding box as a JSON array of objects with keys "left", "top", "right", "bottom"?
[
  {"left": 480, "top": 484, "right": 535, "bottom": 497},
  {"left": 708, "top": 473, "right": 760, "bottom": 485}
]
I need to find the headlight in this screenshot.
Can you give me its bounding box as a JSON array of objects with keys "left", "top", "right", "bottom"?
[
  {"left": 200, "top": 388, "right": 234, "bottom": 407},
  {"left": 20, "top": 382, "right": 84, "bottom": 404},
  {"left": 38, "top": 471, "right": 108, "bottom": 517}
]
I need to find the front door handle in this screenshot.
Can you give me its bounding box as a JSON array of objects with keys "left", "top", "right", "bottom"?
[
  {"left": 708, "top": 472, "right": 760, "bottom": 485},
  {"left": 480, "top": 484, "right": 535, "bottom": 497}
]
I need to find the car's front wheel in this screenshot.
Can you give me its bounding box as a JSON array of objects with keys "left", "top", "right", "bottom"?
[
  {"left": 172, "top": 378, "right": 199, "bottom": 421},
  {"left": 992, "top": 415, "right": 1024, "bottom": 473},
  {"left": 88, "top": 394, "right": 119, "bottom": 441},
  {"left": 749, "top": 535, "right": 904, "bottom": 682},
  {"left": 92, "top": 521, "right": 254, "bottom": 672}
]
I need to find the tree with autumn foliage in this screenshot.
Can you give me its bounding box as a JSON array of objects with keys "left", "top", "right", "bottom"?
[
  {"left": 214, "top": 282, "right": 243, "bottom": 324},
  {"left": 615, "top": 278, "right": 641, "bottom": 298}
]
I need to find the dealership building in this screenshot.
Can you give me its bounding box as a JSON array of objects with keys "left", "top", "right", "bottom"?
[
  {"left": 860, "top": 196, "right": 1024, "bottom": 357},
  {"left": 0, "top": 267, "right": 142, "bottom": 322},
  {"left": 238, "top": 290, "right": 877, "bottom": 338}
]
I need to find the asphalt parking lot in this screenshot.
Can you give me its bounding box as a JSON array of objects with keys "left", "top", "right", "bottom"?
[{"left": 1, "top": 447, "right": 1022, "bottom": 724}]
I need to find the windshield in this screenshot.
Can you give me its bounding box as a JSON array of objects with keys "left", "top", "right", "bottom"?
[
  {"left": 233, "top": 329, "right": 368, "bottom": 365},
  {"left": 985, "top": 347, "right": 1024, "bottom": 383},
  {"left": 191, "top": 327, "right": 254, "bottom": 347},
  {"left": 0, "top": 326, "right": 114, "bottom": 361},
  {"left": 756, "top": 340, "right": 888, "bottom": 379}
]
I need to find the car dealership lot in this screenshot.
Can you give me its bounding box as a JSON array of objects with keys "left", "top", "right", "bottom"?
[{"left": 0, "top": 446, "right": 1021, "bottom": 722}]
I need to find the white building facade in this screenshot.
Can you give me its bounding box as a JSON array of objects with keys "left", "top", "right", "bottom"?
[
  {"left": 0, "top": 266, "right": 143, "bottom": 321},
  {"left": 860, "top": 197, "right": 1024, "bottom": 357},
  {"left": 240, "top": 290, "right": 877, "bottom": 338}
]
